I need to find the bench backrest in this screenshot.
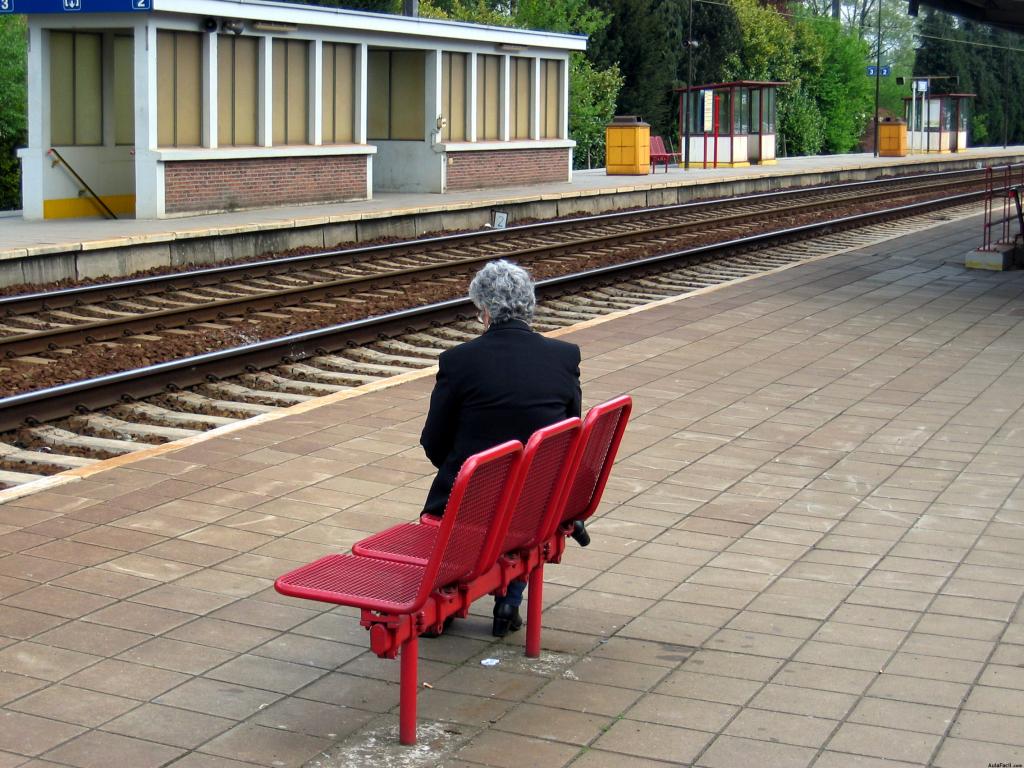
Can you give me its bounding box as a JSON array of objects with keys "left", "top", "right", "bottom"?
[
  {"left": 651, "top": 136, "right": 668, "bottom": 156},
  {"left": 427, "top": 440, "right": 523, "bottom": 593},
  {"left": 499, "top": 417, "right": 583, "bottom": 556},
  {"left": 549, "top": 395, "right": 632, "bottom": 537}
]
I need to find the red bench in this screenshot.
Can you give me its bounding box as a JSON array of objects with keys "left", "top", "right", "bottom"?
[
  {"left": 650, "top": 135, "right": 681, "bottom": 172},
  {"left": 275, "top": 395, "right": 632, "bottom": 745}
]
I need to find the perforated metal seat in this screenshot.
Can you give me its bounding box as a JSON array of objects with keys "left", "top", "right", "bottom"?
[
  {"left": 547, "top": 395, "right": 632, "bottom": 540},
  {"left": 353, "top": 418, "right": 582, "bottom": 570},
  {"left": 276, "top": 440, "right": 522, "bottom": 616}
]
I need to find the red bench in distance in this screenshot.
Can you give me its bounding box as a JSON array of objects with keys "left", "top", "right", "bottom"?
[
  {"left": 275, "top": 395, "right": 632, "bottom": 745},
  {"left": 650, "top": 135, "right": 681, "bottom": 172}
]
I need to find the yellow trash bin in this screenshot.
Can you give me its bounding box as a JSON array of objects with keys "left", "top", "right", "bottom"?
[
  {"left": 878, "top": 118, "right": 907, "bottom": 157},
  {"left": 606, "top": 116, "right": 651, "bottom": 175}
]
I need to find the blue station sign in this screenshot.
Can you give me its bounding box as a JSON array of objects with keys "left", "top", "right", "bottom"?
[{"left": 0, "top": 0, "right": 152, "bottom": 12}]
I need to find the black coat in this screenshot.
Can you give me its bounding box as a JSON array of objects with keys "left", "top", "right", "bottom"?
[{"left": 420, "top": 319, "right": 582, "bottom": 516}]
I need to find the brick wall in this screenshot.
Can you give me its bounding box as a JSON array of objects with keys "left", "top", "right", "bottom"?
[
  {"left": 446, "top": 148, "right": 569, "bottom": 192},
  {"left": 163, "top": 155, "right": 368, "bottom": 214}
]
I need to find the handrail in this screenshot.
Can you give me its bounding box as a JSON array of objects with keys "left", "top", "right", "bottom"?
[{"left": 47, "top": 148, "right": 118, "bottom": 220}]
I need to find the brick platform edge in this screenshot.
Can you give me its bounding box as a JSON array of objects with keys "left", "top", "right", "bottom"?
[
  {"left": 164, "top": 155, "right": 368, "bottom": 214},
  {"left": 445, "top": 147, "right": 569, "bottom": 191}
]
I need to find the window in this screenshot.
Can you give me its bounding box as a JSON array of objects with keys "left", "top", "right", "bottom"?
[
  {"left": 157, "top": 30, "right": 203, "bottom": 147},
  {"left": 476, "top": 54, "right": 500, "bottom": 140},
  {"left": 750, "top": 89, "right": 761, "bottom": 135},
  {"left": 322, "top": 42, "right": 355, "bottom": 144},
  {"left": 508, "top": 56, "right": 531, "bottom": 139},
  {"left": 218, "top": 35, "right": 259, "bottom": 146},
  {"left": 441, "top": 52, "right": 467, "bottom": 142},
  {"left": 734, "top": 88, "right": 749, "bottom": 134},
  {"left": 50, "top": 31, "right": 103, "bottom": 146},
  {"left": 273, "top": 39, "right": 309, "bottom": 145},
  {"left": 113, "top": 35, "right": 134, "bottom": 145},
  {"left": 539, "top": 59, "right": 561, "bottom": 139},
  {"left": 367, "top": 49, "right": 424, "bottom": 141}
]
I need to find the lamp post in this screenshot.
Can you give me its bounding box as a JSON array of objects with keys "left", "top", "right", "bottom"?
[
  {"left": 873, "top": 0, "right": 882, "bottom": 157},
  {"left": 683, "top": 0, "right": 696, "bottom": 170}
]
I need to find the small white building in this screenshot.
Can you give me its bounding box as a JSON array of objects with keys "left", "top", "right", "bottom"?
[
  {"left": 11, "top": 0, "right": 585, "bottom": 219},
  {"left": 903, "top": 93, "right": 974, "bottom": 154}
]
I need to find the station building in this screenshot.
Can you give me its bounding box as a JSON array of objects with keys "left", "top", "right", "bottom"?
[
  {"left": 675, "top": 81, "right": 785, "bottom": 168},
  {"left": 14, "top": 0, "right": 584, "bottom": 219},
  {"left": 902, "top": 92, "right": 974, "bottom": 154}
]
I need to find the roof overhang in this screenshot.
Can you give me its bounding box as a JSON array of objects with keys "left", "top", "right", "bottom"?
[
  {"left": 910, "top": 0, "right": 1024, "bottom": 33},
  {"left": 164, "top": 0, "right": 588, "bottom": 51}
]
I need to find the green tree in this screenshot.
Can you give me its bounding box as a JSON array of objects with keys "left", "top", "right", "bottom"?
[
  {"left": 0, "top": 14, "right": 27, "bottom": 211},
  {"left": 803, "top": 15, "right": 873, "bottom": 152}
]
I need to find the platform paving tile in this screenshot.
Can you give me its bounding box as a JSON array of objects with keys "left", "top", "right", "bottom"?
[{"left": 3, "top": 216, "right": 1024, "bottom": 765}]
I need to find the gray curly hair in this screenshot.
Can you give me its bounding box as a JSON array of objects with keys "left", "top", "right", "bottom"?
[{"left": 468, "top": 260, "right": 536, "bottom": 324}]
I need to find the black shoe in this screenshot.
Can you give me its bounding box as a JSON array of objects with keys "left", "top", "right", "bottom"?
[
  {"left": 421, "top": 615, "right": 454, "bottom": 639},
  {"left": 492, "top": 603, "right": 523, "bottom": 638},
  {"left": 570, "top": 520, "right": 591, "bottom": 547}
]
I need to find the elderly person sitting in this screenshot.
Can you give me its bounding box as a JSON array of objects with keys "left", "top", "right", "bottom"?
[{"left": 420, "top": 259, "right": 582, "bottom": 637}]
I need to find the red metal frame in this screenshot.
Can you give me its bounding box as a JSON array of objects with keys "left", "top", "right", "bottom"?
[
  {"left": 274, "top": 397, "right": 634, "bottom": 746},
  {"left": 981, "top": 164, "right": 1024, "bottom": 251}
]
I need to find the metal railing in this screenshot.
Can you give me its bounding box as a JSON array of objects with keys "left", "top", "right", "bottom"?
[
  {"left": 47, "top": 148, "right": 118, "bottom": 220},
  {"left": 980, "top": 164, "right": 1024, "bottom": 251}
]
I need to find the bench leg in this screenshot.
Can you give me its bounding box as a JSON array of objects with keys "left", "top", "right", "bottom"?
[
  {"left": 399, "top": 633, "right": 418, "bottom": 745},
  {"left": 526, "top": 564, "right": 544, "bottom": 658}
]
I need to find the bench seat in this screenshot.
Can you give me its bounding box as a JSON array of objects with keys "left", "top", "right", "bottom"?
[{"left": 274, "top": 395, "right": 632, "bottom": 746}]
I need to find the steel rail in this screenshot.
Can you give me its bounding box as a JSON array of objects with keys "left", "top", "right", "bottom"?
[
  {"left": 0, "top": 166, "right": 996, "bottom": 316},
  {"left": 0, "top": 174, "right": 990, "bottom": 358},
  {"left": 0, "top": 188, "right": 986, "bottom": 434}
]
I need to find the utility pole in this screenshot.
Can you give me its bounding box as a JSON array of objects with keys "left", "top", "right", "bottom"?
[
  {"left": 683, "top": 0, "right": 695, "bottom": 170},
  {"left": 873, "top": 0, "right": 882, "bottom": 156}
]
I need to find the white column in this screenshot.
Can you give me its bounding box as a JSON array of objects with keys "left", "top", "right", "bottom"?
[
  {"left": 426, "top": 48, "right": 442, "bottom": 144},
  {"left": 259, "top": 35, "right": 273, "bottom": 147},
  {"left": 311, "top": 40, "right": 323, "bottom": 145},
  {"left": 20, "top": 23, "right": 46, "bottom": 219},
  {"left": 354, "top": 42, "right": 367, "bottom": 144},
  {"left": 133, "top": 22, "right": 162, "bottom": 218},
  {"left": 467, "top": 52, "right": 477, "bottom": 142},
  {"left": 530, "top": 57, "right": 540, "bottom": 140},
  {"left": 102, "top": 32, "right": 116, "bottom": 147},
  {"left": 560, "top": 55, "right": 569, "bottom": 140},
  {"left": 500, "top": 54, "right": 510, "bottom": 141},
  {"left": 204, "top": 32, "right": 218, "bottom": 148}
]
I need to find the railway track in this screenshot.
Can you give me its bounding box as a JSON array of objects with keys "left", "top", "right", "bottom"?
[
  {"left": 0, "top": 191, "right": 986, "bottom": 491},
  {"left": 0, "top": 169, "right": 991, "bottom": 369}
]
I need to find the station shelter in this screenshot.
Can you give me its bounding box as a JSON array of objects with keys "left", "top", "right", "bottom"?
[
  {"left": 674, "top": 81, "right": 785, "bottom": 168},
  {"left": 902, "top": 92, "right": 974, "bottom": 154},
  {"left": 12, "top": 0, "right": 584, "bottom": 219}
]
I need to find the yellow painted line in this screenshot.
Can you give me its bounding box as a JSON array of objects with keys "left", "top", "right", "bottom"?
[{"left": 43, "top": 194, "right": 136, "bottom": 220}]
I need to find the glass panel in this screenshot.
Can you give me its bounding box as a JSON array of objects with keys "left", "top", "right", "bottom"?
[
  {"left": 156, "top": 31, "right": 175, "bottom": 146},
  {"left": 367, "top": 49, "right": 389, "bottom": 140},
  {"left": 217, "top": 36, "right": 235, "bottom": 145},
  {"left": 175, "top": 32, "right": 203, "bottom": 146},
  {"left": 540, "top": 59, "right": 560, "bottom": 138},
  {"left": 389, "top": 50, "right": 424, "bottom": 140},
  {"left": 49, "top": 31, "right": 74, "bottom": 145},
  {"left": 322, "top": 43, "right": 354, "bottom": 143},
  {"left": 74, "top": 33, "right": 103, "bottom": 145},
  {"left": 272, "top": 39, "right": 286, "bottom": 143},
  {"left": 286, "top": 40, "right": 308, "bottom": 143},
  {"left": 716, "top": 91, "right": 728, "bottom": 134},
  {"left": 447, "top": 52, "right": 466, "bottom": 141},
  {"left": 477, "top": 54, "right": 500, "bottom": 140},
  {"left": 234, "top": 36, "right": 258, "bottom": 146},
  {"left": 113, "top": 35, "right": 134, "bottom": 145},
  {"left": 750, "top": 89, "right": 761, "bottom": 135},
  {"left": 510, "top": 57, "right": 530, "bottom": 139}
]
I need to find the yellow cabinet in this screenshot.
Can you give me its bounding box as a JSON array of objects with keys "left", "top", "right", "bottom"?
[
  {"left": 878, "top": 118, "right": 907, "bottom": 157},
  {"left": 606, "top": 116, "right": 650, "bottom": 175}
]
